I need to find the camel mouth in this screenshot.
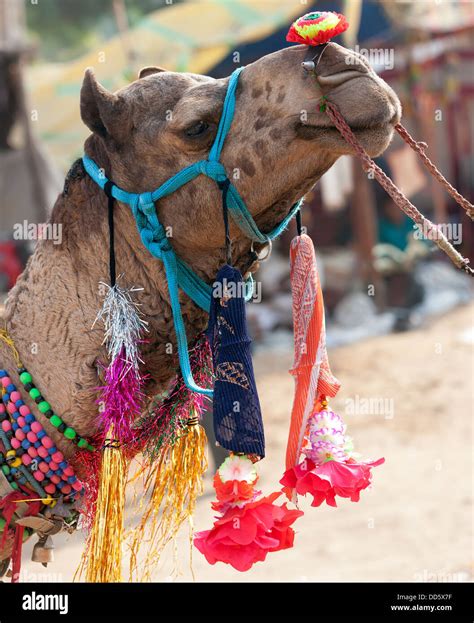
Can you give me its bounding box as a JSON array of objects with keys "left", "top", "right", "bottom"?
[
  {"left": 295, "top": 110, "right": 399, "bottom": 141},
  {"left": 296, "top": 121, "right": 391, "bottom": 140}
]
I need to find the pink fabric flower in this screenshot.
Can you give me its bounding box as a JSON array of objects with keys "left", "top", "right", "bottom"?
[
  {"left": 308, "top": 408, "right": 347, "bottom": 447},
  {"left": 194, "top": 492, "right": 303, "bottom": 572},
  {"left": 280, "top": 456, "right": 384, "bottom": 507},
  {"left": 304, "top": 439, "right": 349, "bottom": 464}
]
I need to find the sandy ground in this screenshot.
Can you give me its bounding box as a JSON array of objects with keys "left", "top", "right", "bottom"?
[{"left": 18, "top": 304, "right": 473, "bottom": 583}]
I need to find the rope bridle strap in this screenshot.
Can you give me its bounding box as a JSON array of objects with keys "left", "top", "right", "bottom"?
[
  {"left": 83, "top": 66, "right": 302, "bottom": 396},
  {"left": 323, "top": 100, "right": 473, "bottom": 275}
]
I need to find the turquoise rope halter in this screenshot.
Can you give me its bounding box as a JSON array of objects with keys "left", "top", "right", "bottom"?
[{"left": 83, "top": 66, "right": 302, "bottom": 396}]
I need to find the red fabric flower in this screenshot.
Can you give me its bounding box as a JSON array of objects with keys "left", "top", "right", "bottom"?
[
  {"left": 212, "top": 471, "right": 258, "bottom": 508},
  {"left": 281, "top": 457, "right": 384, "bottom": 507},
  {"left": 194, "top": 492, "right": 303, "bottom": 572}
]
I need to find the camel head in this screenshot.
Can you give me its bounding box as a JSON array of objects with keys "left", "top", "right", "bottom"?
[{"left": 80, "top": 42, "right": 401, "bottom": 272}]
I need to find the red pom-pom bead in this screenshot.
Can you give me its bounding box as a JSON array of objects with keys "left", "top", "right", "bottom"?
[
  {"left": 39, "top": 461, "right": 49, "bottom": 474},
  {"left": 37, "top": 446, "right": 48, "bottom": 459},
  {"left": 31, "top": 421, "right": 42, "bottom": 433},
  {"left": 41, "top": 436, "right": 54, "bottom": 449},
  {"left": 52, "top": 451, "right": 63, "bottom": 463},
  {"left": 286, "top": 11, "right": 349, "bottom": 46}
]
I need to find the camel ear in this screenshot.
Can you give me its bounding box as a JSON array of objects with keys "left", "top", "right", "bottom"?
[
  {"left": 139, "top": 66, "right": 166, "bottom": 79},
  {"left": 80, "top": 68, "right": 129, "bottom": 143}
]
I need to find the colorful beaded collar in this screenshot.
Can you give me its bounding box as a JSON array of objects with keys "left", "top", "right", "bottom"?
[{"left": 0, "top": 368, "right": 86, "bottom": 506}]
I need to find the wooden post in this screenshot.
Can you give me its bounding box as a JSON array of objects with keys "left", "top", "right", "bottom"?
[
  {"left": 112, "top": 0, "right": 135, "bottom": 70},
  {"left": 350, "top": 158, "right": 384, "bottom": 306}
]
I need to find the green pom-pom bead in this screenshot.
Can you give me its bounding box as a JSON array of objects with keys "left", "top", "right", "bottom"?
[
  {"left": 1, "top": 465, "right": 10, "bottom": 475},
  {"left": 50, "top": 415, "right": 63, "bottom": 428},
  {"left": 64, "top": 427, "right": 76, "bottom": 440},
  {"left": 10, "top": 482, "right": 19, "bottom": 490},
  {"left": 19, "top": 372, "right": 32, "bottom": 385},
  {"left": 87, "top": 444, "right": 95, "bottom": 452},
  {"left": 29, "top": 388, "right": 41, "bottom": 400},
  {"left": 38, "top": 401, "right": 51, "bottom": 414},
  {"left": 77, "top": 438, "right": 88, "bottom": 449}
]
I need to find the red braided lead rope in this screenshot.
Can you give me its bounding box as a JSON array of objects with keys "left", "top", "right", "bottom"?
[
  {"left": 395, "top": 123, "right": 474, "bottom": 220},
  {"left": 324, "top": 100, "right": 473, "bottom": 275}
]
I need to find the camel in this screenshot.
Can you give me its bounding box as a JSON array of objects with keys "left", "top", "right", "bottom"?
[{"left": 0, "top": 42, "right": 401, "bottom": 562}]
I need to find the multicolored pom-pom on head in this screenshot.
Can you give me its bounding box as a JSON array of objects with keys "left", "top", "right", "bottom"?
[{"left": 286, "top": 11, "right": 349, "bottom": 46}]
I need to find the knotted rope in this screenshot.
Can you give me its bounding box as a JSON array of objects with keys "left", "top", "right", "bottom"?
[
  {"left": 324, "top": 100, "right": 473, "bottom": 275},
  {"left": 395, "top": 123, "right": 474, "bottom": 220}
]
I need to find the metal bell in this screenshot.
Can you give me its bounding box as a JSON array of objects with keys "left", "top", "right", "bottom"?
[{"left": 31, "top": 534, "right": 54, "bottom": 567}]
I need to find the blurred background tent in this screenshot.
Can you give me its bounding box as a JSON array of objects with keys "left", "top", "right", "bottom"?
[{"left": 24, "top": 0, "right": 307, "bottom": 171}]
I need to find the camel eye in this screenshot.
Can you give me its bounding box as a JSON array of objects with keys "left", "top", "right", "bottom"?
[{"left": 185, "top": 121, "right": 209, "bottom": 137}]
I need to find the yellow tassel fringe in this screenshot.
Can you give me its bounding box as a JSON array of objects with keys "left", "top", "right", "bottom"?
[
  {"left": 128, "top": 411, "right": 208, "bottom": 582},
  {"left": 77, "top": 426, "right": 128, "bottom": 583}
]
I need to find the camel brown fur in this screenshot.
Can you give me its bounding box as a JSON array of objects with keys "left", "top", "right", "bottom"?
[{"left": 1, "top": 43, "right": 400, "bottom": 560}]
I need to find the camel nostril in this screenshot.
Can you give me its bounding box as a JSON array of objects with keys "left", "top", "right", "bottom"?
[{"left": 317, "top": 70, "right": 365, "bottom": 88}]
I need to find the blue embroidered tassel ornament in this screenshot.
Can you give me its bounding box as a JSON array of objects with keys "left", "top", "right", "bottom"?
[{"left": 207, "top": 264, "right": 265, "bottom": 458}]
